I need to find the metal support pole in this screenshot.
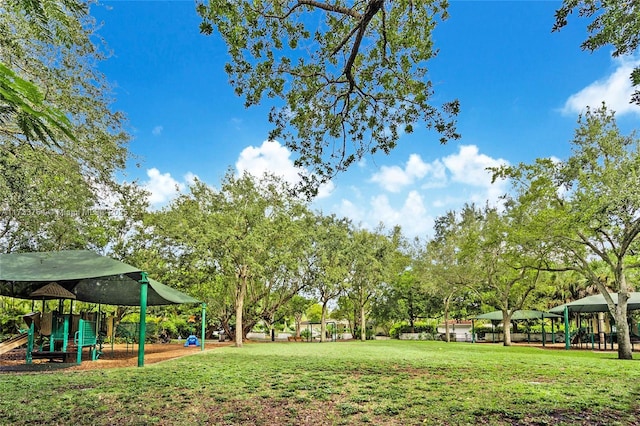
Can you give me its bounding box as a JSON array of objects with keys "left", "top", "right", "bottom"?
[
  {"left": 77, "top": 318, "right": 84, "bottom": 364},
  {"left": 591, "top": 324, "right": 594, "bottom": 349},
  {"left": 201, "top": 303, "right": 206, "bottom": 352},
  {"left": 472, "top": 320, "right": 475, "bottom": 343},
  {"left": 564, "top": 306, "right": 570, "bottom": 350},
  {"left": 138, "top": 272, "right": 149, "bottom": 367},
  {"left": 26, "top": 322, "right": 34, "bottom": 364},
  {"left": 62, "top": 315, "right": 69, "bottom": 352}
]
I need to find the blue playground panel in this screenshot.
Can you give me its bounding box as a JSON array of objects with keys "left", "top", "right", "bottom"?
[{"left": 184, "top": 335, "right": 200, "bottom": 347}]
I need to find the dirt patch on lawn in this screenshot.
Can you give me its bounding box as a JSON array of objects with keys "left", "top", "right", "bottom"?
[{"left": 0, "top": 341, "right": 231, "bottom": 373}]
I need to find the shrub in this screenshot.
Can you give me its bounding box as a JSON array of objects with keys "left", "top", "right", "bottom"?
[
  {"left": 353, "top": 327, "right": 376, "bottom": 340},
  {"left": 160, "top": 316, "right": 192, "bottom": 338},
  {"left": 389, "top": 322, "right": 407, "bottom": 339},
  {"left": 477, "top": 325, "right": 503, "bottom": 333},
  {"left": 389, "top": 321, "right": 437, "bottom": 339},
  {"left": 300, "top": 329, "right": 312, "bottom": 340},
  {"left": 0, "top": 305, "right": 30, "bottom": 337}
]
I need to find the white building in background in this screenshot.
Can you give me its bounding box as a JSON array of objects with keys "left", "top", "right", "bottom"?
[{"left": 437, "top": 320, "right": 474, "bottom": 342}]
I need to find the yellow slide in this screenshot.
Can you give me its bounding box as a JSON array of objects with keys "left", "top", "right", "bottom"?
[{"left": 0, "top": 333, "right": 28, "bottom": 355}]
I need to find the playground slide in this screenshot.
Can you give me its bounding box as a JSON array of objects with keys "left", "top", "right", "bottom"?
[{"left": 0, "top": 333, "right": 28, "bottom": 355}]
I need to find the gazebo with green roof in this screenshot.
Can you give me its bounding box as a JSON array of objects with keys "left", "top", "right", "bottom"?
[{"left": 549, "top": 292, "right": 640, "bottom": 350}]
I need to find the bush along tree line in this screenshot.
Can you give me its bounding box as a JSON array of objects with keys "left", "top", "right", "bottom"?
[{"left": 3, "top": 1, "right": 640, "bottom": 359}]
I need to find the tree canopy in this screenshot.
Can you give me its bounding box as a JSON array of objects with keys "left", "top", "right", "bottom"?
[
  {"left": 554, "top": 0, "right": 640, "bottom": 104},
  {"left": 197, "top": 0, "right": 459, "bottom": 194},
  {"left": 0, "top": 0, "right": 131, "bottom": 253},
  {"left": 496, "top": 106, "right": 640, "bottom": 358}
]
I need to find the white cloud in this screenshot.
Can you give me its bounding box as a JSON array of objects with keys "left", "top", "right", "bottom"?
[
  {"left": 237, "top": 140, "right": 300, "bottom": 183},
  {"left": 370, "top": 154, "right": 446, "bottom": 192},
  {"left": 335, "top": 191, "right": 434, "bottom": 239},
  {"left": 369, "top": 192, "right": 434, "bottom": 238},
  {"left": 443, "top": 146, "right": 506, "bottom": 186},
  {"left": 337, "top": 199, "right": 365, "bottom": 225},
  {"left": 316, "top": 181, "right": 335, "bottom": 199},
  {"left": 441, "top": 145, "right": 509, "bottom": 206},
  {"left": 562, "top": 56, "right": 640, "bottom": 116},
  {"left": 143, "top": 168, "right": 194, "bottom": 205},
  {"left": 184, "top": 172, "right": 199, "bottom": 186},
  {"left": 152, "top": 125, "right": 163, "bottom": 136},
  {"left": 336, "top": 145, "right": 510, "bottom": 238},
  {"left": 236, "top": 140, "right": 335, "bottom": 199}
]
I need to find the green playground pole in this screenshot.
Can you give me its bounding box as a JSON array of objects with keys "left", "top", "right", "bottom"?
[
  {"left": 138, "top": 272, "right": 149, "bottom": 367},
  {"left": 564, "top": 306, "right": 570, "bottom": 350},
  {"left": 77, "top": 319, "right": 84, "bottom": 364},
  {"left": 26, "top": 322, "right": 34, "bottom": 364},
  {"left": 62, "top": 315, "right": 69, "bottom": 352},
  {"left": 201, "top": 303, "right": 207, "bottom": 352}
]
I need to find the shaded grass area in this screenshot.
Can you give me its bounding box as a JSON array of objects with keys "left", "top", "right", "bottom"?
[{"left": 1, "top": 341, "right": 640, "bottom": 425}]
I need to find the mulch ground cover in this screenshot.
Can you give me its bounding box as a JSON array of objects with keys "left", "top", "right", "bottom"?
[{"left": 0, "top": 341, "right": 231, "bottom": 373}]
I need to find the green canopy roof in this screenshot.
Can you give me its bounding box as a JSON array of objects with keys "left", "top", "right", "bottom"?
[
  {"left": 472, "top": 310, "right": 562, "bottom": 321},
  {"left": 549, "top": 293, "right": 640, "bottom": 314},
  {"left": 0, "top": 250, "right": 200, "bottom": 306}
]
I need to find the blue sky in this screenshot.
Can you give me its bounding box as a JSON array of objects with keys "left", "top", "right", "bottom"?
[{"left": 92, "top": 1, "right": 640, "bottom": 239}]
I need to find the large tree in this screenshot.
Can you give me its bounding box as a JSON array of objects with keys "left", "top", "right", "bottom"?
[
  {"left": 309, "top": 214, "right": 353, "bottom": 342},
  {"left": 1, "top": 0, "right": 128, "bottom": 184},
  {"left": 197, "top": 0, "right": 459, "bottom": 194},
  {"left": 281, "top": 294, "right": 315, "bottom": 338},
  {"left": 476, "top": 206, "right": 548, "bottom": 346},
  {"left": 241, "top": 204, "right": 315, "bottom": 339},
  {"left": 420, "top": 205, "right": 484, "bottom": 342},
  {"left": 0, "top": 0, "right": 130, "bottom": 252},
  {"left": 147, "top": 172, "right": 310, "bottom": 347},
  {"left": 347, "top": 226, "right": 400, "bottom": 341},
  {"left": 496, "top": 106, "right": 640, "bottom": 359}
]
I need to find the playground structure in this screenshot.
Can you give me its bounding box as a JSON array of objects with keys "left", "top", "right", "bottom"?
[
  {"left": 0, "top": 250, "right": 203, "bottom": 367},
  {"left": 21, "top": 311, "right": 105, "bottom": 364}
]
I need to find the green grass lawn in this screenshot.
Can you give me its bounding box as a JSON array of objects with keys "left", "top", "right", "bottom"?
[{"left": 1, "top": 341, "right": 639, "bottom": 425}]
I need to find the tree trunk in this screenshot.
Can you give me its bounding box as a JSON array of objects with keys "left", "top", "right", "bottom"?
[
  {"left": 605, "top": 272, "right": 633, "bottom": 359},
  {"left": 614, "top": 299, "right": 632, "bottom": 360},
  {"left": 598, "top": 312, "right": 605, "bottom": 347},
  {"left": 294, "top": 313, "right": 302, "bottom": 337},
  {"left": 360, "top": 304, "right": 366, "bottom": 341},
  {"left": 234, "top": 267, "right": 248, "bottom": 348},
  {"left": 503, "top": 312, "right": 512, "bottom": 346},
  {"left": 321, "top": 300, "right": 328, "bottom": 343},
  {"left": 263, "top": 318, "right": 275, "bottom": 342},
  {"left": 221, "top": 319, "right": 233, "bottom": 341},
  {"left": 443, "top": 294, "right": 451, "bottom": 343},
  {"left": 234, "top": 295, "right": 244, "bottom": 347},
  {"left": 408, "top": 292, "right": 415, "bottom": 333}
]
